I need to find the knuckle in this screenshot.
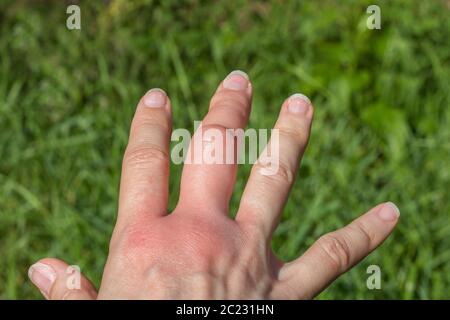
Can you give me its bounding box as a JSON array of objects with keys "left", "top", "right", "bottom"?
[
  {"left": 132, "top": 118, "right": 170, "bottom": 134},
  {"left": 60, "top": 290, "right": 77, "bottom": 300},
  {"left": 349, "top": 220, "right": 374, "bottom": 249},
  {"left": 238, "top": 213, "right": 267, "bottom": 239},
  {"left": 60, "top": 289, "right": 91, "bottom": 300},
  {"left": 211, "top": 91, "right": 249, "bottom": 109},
  {"left": 123, "top": 145, "right": 169, "bottom": 170},
  {"left": 197, "top": 123, "right": 230, "bottom": 145},
  {"left": 209, "top": 93, "right": 249, "bottom": 124},
  {"left": 317, "top": 232, "right": 352, "bottom": 273},
  {"left": 111, "top": 219, "right": 155, "bottom": 256},
  {"left": 278, "top": 126, "right": 307, "bottom": 144},
  {"left": 198, "top": 123, "right": 239, "bottom": 144},
  {"left": 201, "top": 123, "right": 230, "bottom": 134},
  {"left": 254, "top": 159, "right": 295, "bottom": 186},
  {"left": 49, "top": 282, "right": 90, "bottom": 301}
]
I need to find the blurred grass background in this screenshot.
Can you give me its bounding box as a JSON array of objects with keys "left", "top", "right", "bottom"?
[{"left": 0, "top": 0, "right": 449, "bottom": 299}]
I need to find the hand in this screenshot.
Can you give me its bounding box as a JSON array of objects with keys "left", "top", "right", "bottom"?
[{"left": 28, "top": 71, "right": 399, "bottom": 299}]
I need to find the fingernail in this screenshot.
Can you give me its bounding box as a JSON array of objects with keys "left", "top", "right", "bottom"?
[
  {"left": 143, "top": 88, "right": 167, "bottom": 108},
  {"left": 28, "top": 263, "right": 57, "bottom": 298},
  {"left": 288, "top": 93, "right": 311, "bottom": 114},
  {"left": 378, "top": 202, "right": 401, "bottom": 221},
  {"left": 223, "top": 70, "right": 249, "bottom": 91}
]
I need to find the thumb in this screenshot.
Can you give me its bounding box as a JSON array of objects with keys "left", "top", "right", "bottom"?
[{"left": 28, "top": 258, "right": 97, "bottom": 300}]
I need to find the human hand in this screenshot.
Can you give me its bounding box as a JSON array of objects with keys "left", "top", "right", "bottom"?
[{"left": 28, "top": 71, "right": 399, "bottom": 299}]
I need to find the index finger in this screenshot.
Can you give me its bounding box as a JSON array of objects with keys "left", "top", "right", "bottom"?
[{"left": 117, "top": 88, "right": 172, "bottom": 226}]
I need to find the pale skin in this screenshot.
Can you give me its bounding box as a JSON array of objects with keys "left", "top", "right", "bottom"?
[{"left": 28, "top": 70, "right": 400, "bottom": 299}]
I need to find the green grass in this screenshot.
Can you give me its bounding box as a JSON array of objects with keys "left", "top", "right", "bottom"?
[{"left": 0, "top": 0, "right": 449, "bottom": 299}]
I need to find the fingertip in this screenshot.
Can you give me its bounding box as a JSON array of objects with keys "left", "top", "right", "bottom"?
[
  {"left": 28, "top": 261, "right": 57, "bottom": 299},
  {"left": 143, "top": 88, "right": 166, "bottom": 107},
  {"left": 139, "top": 88, "right": 172, "bottom": 114},
  {"left": 289, "top": 93, "right": 311, "bottom": 105},
  {"left": 285, "top": 93, "right": 314, "bottom": 118},
  {"left": 377, "top": 202, "right": 401, "bottom": 222},
  {"left": 28, "top": 258, "right": 97, "bottom": 300},
  {"left": 227, "top": 69, "right": 249, "bottom": 80},
  {"left": 220, "top": 70, "right": 252, "bottom": 97}
]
